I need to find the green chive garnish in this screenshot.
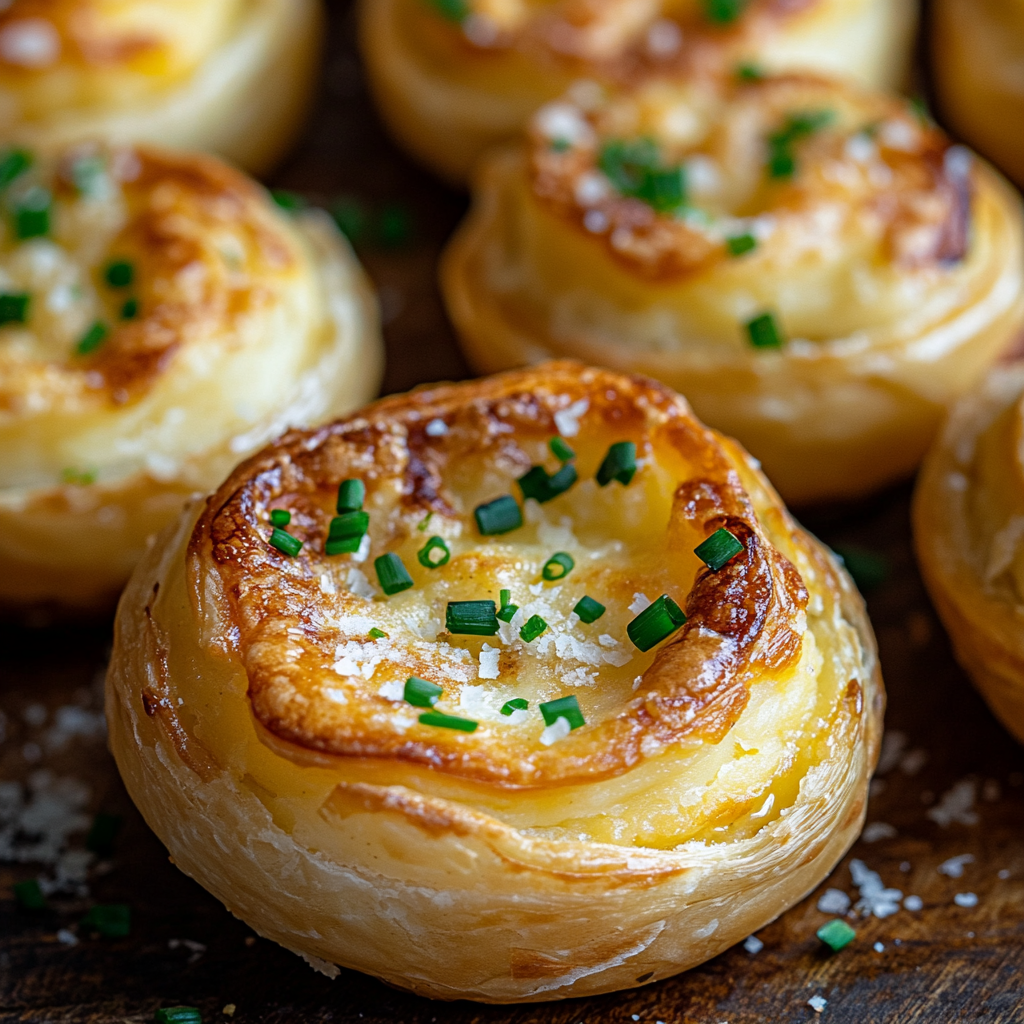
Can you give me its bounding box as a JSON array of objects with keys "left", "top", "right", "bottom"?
[
  {"left": 497, "top": 589, "right": 519, "bottom": 623},
  {"left": 325, "top": 510, "right": 369, "bottom": 555},
  {"left": 82, "top": 903, "right": 131, "bottom": 938},
  {"left": 76, "top": 321, "right": 108, "bottom": 355},
  {"left": 518, "top": 463, "right": 577, "bottom": 503},
  {"left": 427, "top": 0, "right": 470, "bottom": 23},
  {"left": 270, "top": 509, "right": 291, "bottom": 527},
  {"left": 726, "top": 233, "right": 757, "bottom": 257},
  {"left": 417, "top": 535, "right": 450, "bottom": 568},
  {"left": 417, "top": 511, "right": 433, "bottom": 532},
  {"left": 694, "top": 527, "right": 744, "bottom": 571},
  {"left": 817, "top": 919, "right": 856, "bottom": 952},
  {"left": 270, "top": 188, "right": 306, "bottom": 212},
  {"left": 375, "top": 552, "right": 413, "bottom": 595},
  {"left": 14, "top": 879, "right": 47, "bottom": 910},
  {"left": 746, "top": 312, "right": 784, "bottom": 349},
  {"left": 573, "top": 595, "right": 606, "bottom": 623},
  {"left": 61, "top": 467, "right": 97, "bottom": 485},
  {"left": 120, "top": 297, "right": 138, "bottom": 320},
  {"left": 377, "top": 203, "right": 413, "bottom": 248},
  {"left": 85, "top": 812, "right": 123, "bottom": 856},
  {"left": 104, "top": 260, "right": 133, "bottom": 288},
  {"left": 501, "top": 698, "right": 529, "bottom": 715},
  {"left": 0, "top": 292, "right": 29, "bottom": 325},
  {"left": 627, "top": 595, "right": 686, "bottom": 651},
  {"left": 599, "top": 138, "right": 688, "bottom": 214},
  {"left": 596, "top": 441, "right": 637, "bottom": 486},
  {"left": 500, "top": 588, "right": 511, "bottom": 607},
  {"left": 446, "top": 600, "right": 499, "bottom": 635},
  {"left": 368, "top": 627, "right": 388, "bottom": 639},
  {"left": 766, "top": 109, "right": 835, "bottom": 179},
  {"left": 475, "top": 495, "right": 522, "bottom": 535},
  {"left": 542, "top": 552, "right": 574, "bottom": 581},
  {"left": 404, "top": 676, "right": 442, "bottom": 707},
  {"left": 703, "top": 0, "right": 746, "bottom": 23},
  {"left": 153, "top": 1007, "right": 202, "bottom": 1024},
  {"left": 539, "top": 695, "right": 585, "bottom": 730},
  {"left": 15, "top": 186, "right": 51, "bottom": 239},
  {"left": 0, "top": 148, "right": 31, "bottom": 188},
  {"left": 418, "top": 711, "right": 478, "bottom": 732},
  {"left": 270, "top": 528, "right": 302, "bottom": 557},
  {"left": 519, "top": 614, "right": 548, "bottom": 643},
  {"left": 337, "top": 478, "right": 365, "bottom": 512},
  {"left": 549, "top": 437, "right": 575, "bottom": 462},
  {"left": 736, "top": 61, "right": 763, "bottom": 82}
]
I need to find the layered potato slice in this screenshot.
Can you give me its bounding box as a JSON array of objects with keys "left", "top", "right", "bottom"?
[
  {"left": 106, "top": 363, "right": 882, "bottom": 1002},
  {"left": 443, "top": 73, "right": 1024, "bottom": 504},
  {"left": 932, "top": 0, "right": 1024, "bottom": 190},
  {"left": 0, "top": 141, "right": 382, "bottom": 613},
  {"left": 359, "top": 0, "right": 917, "bottom": 182},
  {"left": 0, "top": 0, "right": 323, "bottom": 173},
  {"left": 915, "top": 366, "right": 1024, "bottom": 744}
]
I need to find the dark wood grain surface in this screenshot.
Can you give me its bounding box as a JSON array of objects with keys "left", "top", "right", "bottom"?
[{"left": 3, "top": 3, "right": 1024, "bottom": 1022}]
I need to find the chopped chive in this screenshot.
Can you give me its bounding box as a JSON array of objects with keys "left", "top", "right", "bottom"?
[
  {"left": 270, "top": 527, "right": 302, "bottom": 557},
  {"left": 500, "top": 588, "right": 511, "bottom": 608},
  {"left": 549, "top": 437, "right": 575, "bottom": 462},
  {"left": 542, "top": 552, "right": 574, "bottom": 581},
  {"left": 375, "top": 552, "right": 413, "bottom": 595},
  {"left": 104, "top": 260, "right": 134, "bottom": 288},
  {"left": 75, "top": 321, "right": 108, "bottom": 356},
  {"left": 0, "top": 292, "right": 29, "bottom": 325},
  {"left": 417, "top": 511, "right": 433, "bottom": 532},
  {"left": 270, "top": 509, "right": 291, "bottom": 527},
  {"left": 703, "top": 0, "right": 746, "bottom": 22},
  {"left": 497, "top": 603, "right": 519, "bottom": 623},
  {"left": 909, "top": 96, "right": 931, "bottom": 126},
  {"left": 539, "top": 694, "right": 585, "bottom": 730},
  {"left": 0, "top": 148, "right": 31, "bottom": 188},
  {"left": 573, "top": 595, "right": 606, "bottom": 623},
  {"left": 368, "top": 627, "right": 388, "bottom": 639},
  {"left": 596, "top": 441, "right": 637, "bottom": 486},
  {"left": 736, "top": 61, "right": 763, "bottom": 82},
  {"left": 768, "top": 146, "right": 796, "bottom": 179},
  {"left": 153, "top": 1007, "right": 202, "bottom": 1024},
  {"left": 270, "top": 188, "right": 306, "bottom": 212},
  {"left": 404, "top": 676, "right": 443, "bottom": 708},
  {"left": 501, "top": 698, "right": 529, "bottom": 716},
  {"left": 426, "top": 0, "right": 470, "bottom": 22},
  {"left": 82, "top": 903, "right": 131, "bottom": 938},
  {"left": 817, "top": 918, "right": 856, "bottom": 952},
  {"left": 726, "top": 233, "right": 757, "bottom": 257},
  {"left": 15, "top": 186, "right": 51, "bottom": 239},
  {"left": 766, "top": 109, "right": 835, "bottom": 179},
  {"left": 832, "top": 545, "right": 888, "bottom": 593},
  {"left": 120, "top": 297, "right": 138, "bottom": 320},
  {"left": 694, "top": 527, "right": 744, "bottom": 571},
  {"left": 336, "top": 478, "right": 365, "bottom": 512},
  {"left": 518, "top": 463, "right": 577, "bottom": 503},
  {"left": 14, "top": 879, "right": 47, "bottom": 910},
  {"left": 475, "top": 495, "right": 522, "bottom": 535},
  {"left": 377, "top": 203, "right": 413, "bottom": 247},
  {"left": 61, "top": 467, "right": 97, "bottom": 485},
  {"left": 418, "top": 710, "right": 478, "bottom": 731},
  {"left": 627, "top": 594, "right": 686, "bottom": 651},
  {"left": 599, "top": 138, "right": 688, "bottom": 214},
  {"left": 519, "top": 614, "right": 548, "bottom": 643},
  {"left": 417, "top": 535, "right": 450, "bottom": 568},
  {"left": 325, "top": 510, "right": 369, "bottom": 555},
  {"left": 550, "top": 137, "right": 572, "bottom": 153},
  {"left": 85, "top": 813, "right": 122, "bottom": 856},
  {"left": 446, "top": 600, "right": 499, "bottom": 635},
  {"left": 746, "top": 312, "right": 784, "bottom": 349}
]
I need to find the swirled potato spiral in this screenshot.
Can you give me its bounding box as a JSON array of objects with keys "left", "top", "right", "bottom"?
[
  {"left": 932, "top": 0, "right": 1024, "bottom": 190},
  {"left": 442, "top": 73, "right": 1024, "bottom": 504},
  {"left": 359, "top": 0, "right": 917, "bottom": 182},
  {"left": 0, "top": 140, "right": 382, "bottom": 613},
  {"left": 0, "top": 0, "right": 323, "bottom": 174},
  {"left": 106, "top": 363, "right": 882, "bottom": 1002},
  {"left": 915, "top": 365, "right": 1024, "bottom": 744}
]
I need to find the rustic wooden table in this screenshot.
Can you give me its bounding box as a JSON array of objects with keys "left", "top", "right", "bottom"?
[{"left": 3, "top": 3, "right": 1023, "bottom": 1022}]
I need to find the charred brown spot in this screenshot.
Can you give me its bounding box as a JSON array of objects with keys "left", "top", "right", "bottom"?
[{"left": 142, "top": 691, "right": 160, "bottom": 716}]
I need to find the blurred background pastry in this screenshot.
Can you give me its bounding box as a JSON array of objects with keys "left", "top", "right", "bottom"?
[
  {"left": 360, "top": 0, "right": 918, "bottom": 183},
  {"left": 931, "top": 0, "right": 1024, "bottom": 190},
  {"left": 442, "top": 73, "right": 1024, "bottom": 505},
  {"left": 106, "top": 362, "right": 882, "bottom": 1001},
  {"left": 0, "top": 0, "right": 323, "bottom": 174},
  {"left": 0, "top": 139, "right": 382, "bottom": 615},
  {"left": 915, "top": 365, "right": 1024, "bottom": 744}
]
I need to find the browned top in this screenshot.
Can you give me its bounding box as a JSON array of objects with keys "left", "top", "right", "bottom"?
[
  {"left": 527, "top": 74, "right": 972, "bottom": 281},
  {"left": 191, "top": 363, "right": 811, "bottom": 788}
]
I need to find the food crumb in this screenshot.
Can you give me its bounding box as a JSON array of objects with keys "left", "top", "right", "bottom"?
[
  {"left": 222, "top": 1006, "right": 236, "bottom": 1017},
  {"left": 808, "top": 995, "right": 828, "bottom": 1013},
  {"left": 244, "top": 936, "right": 256, "bottom": 946}
]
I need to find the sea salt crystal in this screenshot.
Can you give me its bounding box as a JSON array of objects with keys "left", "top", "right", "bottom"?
[
  {"left": 377, "top": 680, "right": 404, "bottom": 702},
  {"left": 534, "top": 103, "right": 594, "bottom": 148},
  {"left": 998, "top": 869, "right": 1011, "bottom": 880},
  {"left": 554, "top": 398, "right": 589, "bottom": 437},
  {"left": 903, "top": 895, "right": 923, "bottom": 911},
  {"left": 850, "top": 859, "right": 902, "bottom": 918},
  {"left": 816, "top": 889, "right": 851, "bottom": 915},
  {"left": 862, "top": 822, "right": 898, "bottom": 843},
  {"left": 873, "top": 941, "right": 885, "bottom": 953},
  {"left": 629, "top": 593, "right": 651, "bottom": 614},
  {"left": 808, "top": 995, "right": 827, "bottom": 1013},
  {"left": 743, "top": 935, "right": 763, "bottom": 954},
  {"left": 927, "top": 780, "right": 979, "bottom": 827},
  {"left": 646, "top": 18, "right": 681, "bottom": 57},
  {"left": 938, "top": 854, "right": 975, "bottom": 878},
  {"left": 425, "top": 418, "right": 448, "bottom": 437},
  {"left": 56, "top": 929, "right": 79, "bottom": 946},
  {"left": 0, "top": 18, "right": 60, "bottom": 68},
  {"left": 540, "top": 716, "right": 572, "bottom": 746},
  {"left": 954, "top": 892, "right": 978, "bottom": 908},
  {"left": 346, "top": 568, "right": 377, "bottom": 600}
]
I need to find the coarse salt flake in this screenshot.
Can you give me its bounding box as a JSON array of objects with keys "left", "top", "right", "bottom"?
[{"left": 539, "top": 716, "right": 572, "bottom": 746}]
